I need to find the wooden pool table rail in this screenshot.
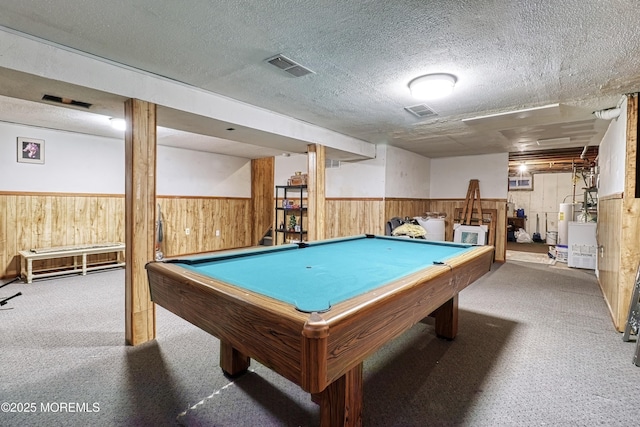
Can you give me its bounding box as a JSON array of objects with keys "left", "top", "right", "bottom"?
[{"left": 147, "top": 264, "right": 310, "bottom": 383}]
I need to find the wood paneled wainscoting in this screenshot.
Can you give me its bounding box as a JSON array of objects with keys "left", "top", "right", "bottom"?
[
  {"left": 0, "top": 192, "right": 126, "bottom": 279},
  {"left": 324, "top": 197, "right": 431, "bottom": 238},
  {"left": 599, "top": 195, "right": 640, "bottom": 332},
  {"left": 2, "top": 193, "right": 505, "bottom": 279},
  {"left": 598, "top": 194, "right": 640, "bottom": 332},
  {"left": 384, "top": 198, "right": 431, "bottom": 223},
  {"left": 324, "top": 197, "right": 506, "bottom": 263},
  {"left": 0, "top": 192, "right": 253, "bottom": 280},
  {"left": 597, "top": 195, "right": 624, "bottom": 329},
  {"left": 157, "top": 196, "right": 252, "bottom": 256},
  {"left": 325, "top": 198, "right": 386, "bottom": 238}
]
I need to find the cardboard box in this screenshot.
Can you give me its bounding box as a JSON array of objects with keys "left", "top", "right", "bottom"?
[{"left": 289, "top": 174, "right": 308, "bottom": 186}]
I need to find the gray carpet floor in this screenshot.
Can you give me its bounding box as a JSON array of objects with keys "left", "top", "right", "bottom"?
[{"left": 1, "top": 260, "right": 638, "bottom": 426}]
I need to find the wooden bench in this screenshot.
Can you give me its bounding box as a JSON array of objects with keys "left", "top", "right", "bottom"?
[{"left": 19, "top": 243, "right": 126, "bottom": 284}]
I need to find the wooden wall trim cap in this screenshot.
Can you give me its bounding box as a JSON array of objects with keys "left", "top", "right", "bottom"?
[
  {"left": 598, "top": 192, "right": 624, "bottom": 201},
  {"left": 0, "top": 191, "right": 124, "bottom": 197}
]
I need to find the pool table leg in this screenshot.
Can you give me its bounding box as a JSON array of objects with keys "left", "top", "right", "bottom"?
[
  {"left": 431, "top": 295, "right": 459, "bottom": 340},
  {"left": 219, "top": 340, "right": 250, "bottom": 377},
  {"left": 312, "top": 363, "right": 363, "bottom": 427}
]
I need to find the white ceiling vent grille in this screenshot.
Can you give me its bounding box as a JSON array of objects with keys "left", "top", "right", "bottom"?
[
  {"left": 404, "top": 104, "right": 437, "bottom": 118},
  {"left": 266, "top": 54, "right": 315, "bottom": 77}
]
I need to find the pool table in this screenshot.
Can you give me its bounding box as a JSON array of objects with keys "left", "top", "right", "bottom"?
[{"left": 146, "top": 234, "right": 494, "bottom": 426}]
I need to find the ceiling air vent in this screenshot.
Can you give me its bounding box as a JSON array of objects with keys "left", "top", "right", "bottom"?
[
  {"left": 404, "top": 104, "right": 437, "bottom": 118},
  {"left": 42, "top": 94, "right": 92, "bottom": 109},
  {"left": 266, "top": 54, "right": 315, "bottom": 77}
]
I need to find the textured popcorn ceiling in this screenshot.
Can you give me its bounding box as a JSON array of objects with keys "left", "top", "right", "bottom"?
[{"left": 0, "top": 0, "right": 638, "bottom": 161}]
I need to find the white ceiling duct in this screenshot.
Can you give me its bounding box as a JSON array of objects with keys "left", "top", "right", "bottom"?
[{"left": 593, "top": 108, "right": 621, "bottom": 120}]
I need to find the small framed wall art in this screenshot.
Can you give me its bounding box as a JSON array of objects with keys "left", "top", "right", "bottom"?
[{"left": 17, "top": 137, "right": 45, "bottom": 164}]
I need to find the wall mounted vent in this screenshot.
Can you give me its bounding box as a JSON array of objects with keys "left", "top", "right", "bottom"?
[
  {"left": 42, "top": 94, "right": 92, "bottom": 109},
  {"left": 404, "top": 104, "right": 437, "bottom": 118},
  {"left": 266, "top": 54, "right": 315, "bottom": 77}
]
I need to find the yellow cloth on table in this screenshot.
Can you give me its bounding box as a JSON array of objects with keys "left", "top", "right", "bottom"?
[{"left": 392, "top": 223, "right": 426, "bottom": 238}]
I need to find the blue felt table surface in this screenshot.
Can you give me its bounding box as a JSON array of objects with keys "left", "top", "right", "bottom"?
[{"left": 177, "top": 235, "right": 473, "bottom": 312}]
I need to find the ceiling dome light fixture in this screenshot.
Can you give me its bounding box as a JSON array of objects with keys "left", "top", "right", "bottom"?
[{"left": 408, "top": 73, "right": 457, "bottom": 100}]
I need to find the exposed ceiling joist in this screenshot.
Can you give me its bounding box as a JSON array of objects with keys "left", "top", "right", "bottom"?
[{"left": 508, "top": 146, "right": 598, "bottom": 175}]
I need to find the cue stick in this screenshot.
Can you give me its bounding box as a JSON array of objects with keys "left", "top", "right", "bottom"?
[
  {"left": 0, "top": 277, "right": 19, "bottom": 290},
  {"left": 156, "top": 203, "right": 164, "bottom": 260},
  {"left": 1, "top": 277, "right": 22, "bottom": 309},
  {"left": 1, "top": 292, "right": 22, "bottom": 306}
]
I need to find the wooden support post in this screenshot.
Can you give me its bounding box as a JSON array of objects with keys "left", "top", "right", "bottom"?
[
  {"left": 124, "top": 98, "right": 157, "bottom": 345},
  {"left": 620, "top": 94, "right": 640, "bottom": 330},
  {"left": 251, "top": 157, "right": 275, "bottom": 245},
  {"left": 307, "top": 144, "right": 326, "bottom": 242}
]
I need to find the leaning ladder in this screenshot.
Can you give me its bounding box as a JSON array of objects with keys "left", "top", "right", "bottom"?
[
  {"left": 460, "top": 179, "right": 483, "bottom": 225},
  {"left": 622, "top": 263, "right": 640, "bottom": 367}
]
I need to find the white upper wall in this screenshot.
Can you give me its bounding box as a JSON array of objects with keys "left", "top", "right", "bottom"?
[
  {"left": 0, "top": 121, "right": 250, "bottom": 196},
  {"left": 3, "top": 119, "right": 493, "bottom": 200},
  {"left": 0, "top": 121, "right": 125, "bottom": 194},
  {"left": 274, "top": 146, "right": 389, "bottom": 198},
  {"left": 429, "top": 153, "right": 509, "bottom": 199},
  {"left": 158, "top": 146, "right": 250, "bottom": 197},
  {"left": 384, "top": 145, "right": 430, "bottom": 198},
  {"left": 274, "top": 154, "right": 308, "bottom": 188},
  {"left": 598, "top": 98, "right": 627, "bottom": 197},
  {"left": 326, "top": 145, "right": 386, "bottom": 198},
  {"left": 276, "top": 146, "right": 501, "bottom": 200}
]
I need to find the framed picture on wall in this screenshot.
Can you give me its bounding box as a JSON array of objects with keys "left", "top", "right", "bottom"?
[
  {"left": 17, "top": 137, "right": 45, "bottom": 164},
  {"left": 508, "top": 175, "right": 533, "bottom": 190}
]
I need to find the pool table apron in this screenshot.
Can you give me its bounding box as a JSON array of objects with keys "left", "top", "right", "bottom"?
[{"left": 146, "top": 244, "right": 494, "bottom": 426}]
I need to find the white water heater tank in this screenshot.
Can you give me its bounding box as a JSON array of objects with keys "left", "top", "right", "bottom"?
[{"left": 558, "top": 203, "right": 582, "bottom": 246}]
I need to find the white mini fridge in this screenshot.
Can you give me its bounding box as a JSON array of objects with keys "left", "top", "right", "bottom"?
[{"left": 567, "top": 221, "right": 597, "bottom": 269}]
